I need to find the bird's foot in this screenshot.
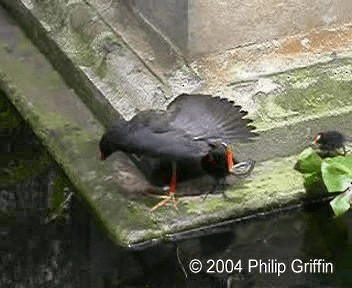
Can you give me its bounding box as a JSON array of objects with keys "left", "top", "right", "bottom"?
[
  {"left": 203, "top": 186, "right": 230, "bottom": 201},
  {"left": 151, "top": 162, "right": 179, "bottom": 211},
  {"left": 230, "top": 159, "right": 256, "bottom": 176},
  {"left": 202, "top": 179, "right": 228, "bottom": 201},
  {"left": 150, "top": 192, "right": 178, "bottom": 211}
]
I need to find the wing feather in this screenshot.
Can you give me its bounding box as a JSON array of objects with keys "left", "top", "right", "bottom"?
[{"left": 167, "top": 94, "right": 257, "bottom": 143}]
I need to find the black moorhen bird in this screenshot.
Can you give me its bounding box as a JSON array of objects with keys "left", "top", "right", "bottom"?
[
  {"left": 312, "top": 130, "right": 346, "bottom": 158},
  {"left": 99, "top": 94, "right": 257, "bottom": 211}
]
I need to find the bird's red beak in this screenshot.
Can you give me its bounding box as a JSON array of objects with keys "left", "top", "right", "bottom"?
[{"left": 313, "top": 134, "right": 321, "bottom": 145}]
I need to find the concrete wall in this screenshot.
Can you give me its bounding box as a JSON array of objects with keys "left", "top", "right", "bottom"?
[
  {"left": 133, "top": 0, "right": 188, "bottom": 51},
  {"left": 133, "top": 0, "right": 352, "bottom": 58}
]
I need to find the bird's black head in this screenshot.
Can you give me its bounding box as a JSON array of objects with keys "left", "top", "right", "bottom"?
[
  {"left": 99, "top": 132, "right": 117, "bottom": 160},
  {"left": 99, "top": 119, "right": 130, "bottom": 160},
  {"left": 313, "top": 130, "right": 345, "bottom": 149}
]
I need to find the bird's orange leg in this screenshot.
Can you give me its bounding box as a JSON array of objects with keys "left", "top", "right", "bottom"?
[
  {"left": 226, "top": 146, "right": 235, "bottom": 174},
  {"left": 151, "top": 162, "right": 178, "bottom": 211}
]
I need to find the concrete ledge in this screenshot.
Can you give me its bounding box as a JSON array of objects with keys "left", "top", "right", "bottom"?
[
  {"left": 0, "top": 11, "right": 154, "bottom": 246},
  {"left": 0, "top": 0, "right": 201, "bottom": 125}
]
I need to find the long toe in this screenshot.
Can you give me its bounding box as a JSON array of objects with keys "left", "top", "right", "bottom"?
[
  {"left": 231, "top": 159, "right": 256, "bottom": 176},
  {"left": 172, "top": 194, "right": 179, "bottom": 210},
  {"left": 150, "top": 193, "right": 179, "bottom": 211},
  {"left": 150, "top": 195, "right": 171, "bottom": 211}
]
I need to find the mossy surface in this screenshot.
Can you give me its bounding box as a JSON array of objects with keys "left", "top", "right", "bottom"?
[
  {"left": 149, "top": 155, "right": 306, "bottom": 237},
  {"left": 0, "top": 90, "right": 22, "bottom": 129},
  {"left": 255, "top": 59, "right": 352, "bottom": 130},
  {"left": 274, "top": 60, "right": 352, "bottom": 115},
  {"left": 0, "top": 94, "right": 52, "bottom": 186}
]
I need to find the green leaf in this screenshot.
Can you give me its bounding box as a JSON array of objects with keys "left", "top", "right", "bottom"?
[
  {"left": 295, "top": 148, "right": 352, "bottom": 216},
  {"left": 294, "top": 148, "right": 322, "bottom": 174},
  {"left": 330, "top": 190, "right": 352, "bottom": 217},
  {"left": 302, "top": 172, "right": 323, "bottom": 191},
  {"left": 322, "top": 156, "right": 352, "bottom": 192},
  {"left": 294, "top": 148, "right": 324, "bottom": 191}
]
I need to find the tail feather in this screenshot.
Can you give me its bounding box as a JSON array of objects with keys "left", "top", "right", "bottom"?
[{"left": 168, "top": 94, "right": 258, "bottom": 145}]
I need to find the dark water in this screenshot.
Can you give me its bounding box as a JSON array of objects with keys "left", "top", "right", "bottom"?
[{"left": 2, "top": 96, "right": 352, "bottom": 288}]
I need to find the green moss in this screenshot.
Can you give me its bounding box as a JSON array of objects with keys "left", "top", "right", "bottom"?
[
  {"left": 183, "top": 155, "right": 305, "bottom": 217},
  {"left": 254, "top": 59, "right": 352, "bottom": 129},
  {"left": 275, "top": 60, "right": 352, "bottom": 113},
  {"left": 46, "top": 169, "right": 72, "bottom": 221},
  {"left": 275, "top": 77, "right": 352, "bottom": 115},
  {"left": 0, "top": 93, "right": 52, "bottom": 186},
  {"left": 185, "top": 196, "right": 232, "bottom": 214},
  {"left": 0, "top": 91, "right": 23, "bottom": 129},
  {"left": 10, "top": 152, "right": 51, "bottom": 182},
  {"left": 70, "top": 32, "right": 99, "bottom": 67}
]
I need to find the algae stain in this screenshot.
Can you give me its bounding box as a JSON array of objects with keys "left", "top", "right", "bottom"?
[
  {"left": 70, "top": 33, "right": 98, "bottom": 67},
  {"left": 275, "top": 78, "right": 352, "bottom": 115},
  {"left": 181, "top": 157, "right": 303, "bottom": 215},
  {"left": 258, "top": 62, "right": 352, "bottom": 124},
  {"left": 185, "top": 197, "right": 224, "bottom": 214},
  {"left": 253, "top": 59, "right": 352, "bottom": 128}
]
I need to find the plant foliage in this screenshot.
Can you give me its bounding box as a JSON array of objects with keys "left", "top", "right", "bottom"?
[{"left": 295, "top": 148, "right": 352, "bottom": 217}]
